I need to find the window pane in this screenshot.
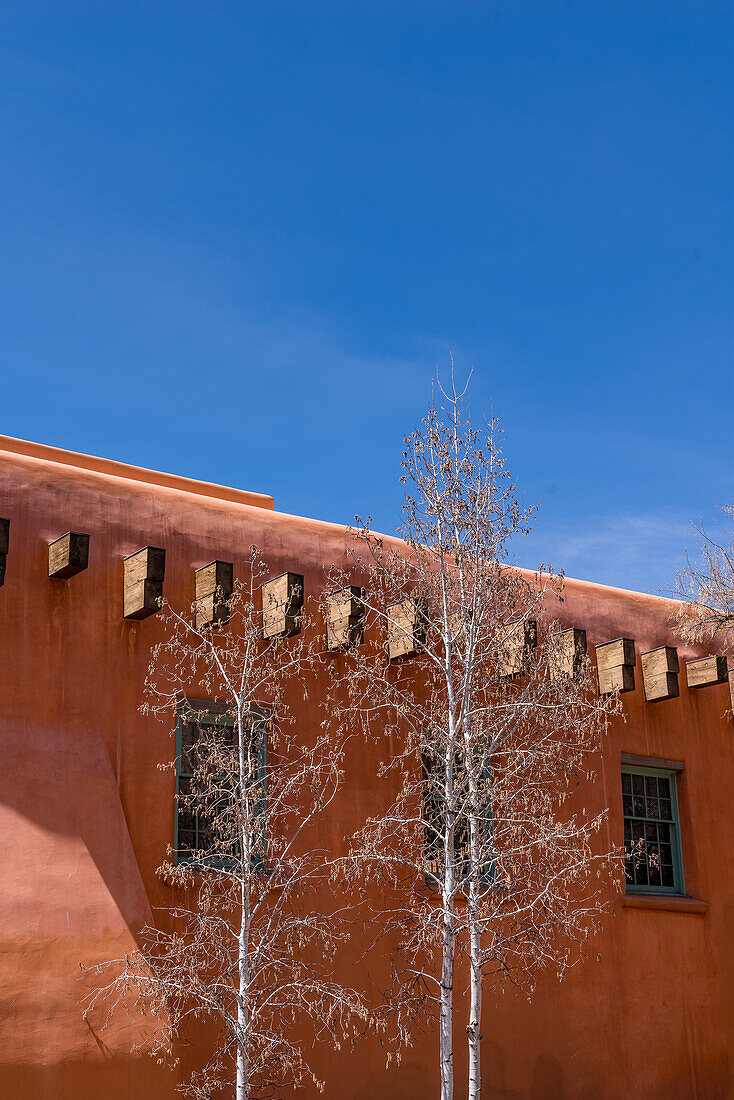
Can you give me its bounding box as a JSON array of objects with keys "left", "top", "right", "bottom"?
[
  {"left": 623, "top": 820, "right": 633, "bottom": 882},
  {"left": 647, "top": 823, "right": 662, "bottom": 886},
  {"left": 197, "top": 816, "right": 215, "bottom": 854},
  {"left": 422, "top": 744, "right": 493, "bottom": 886},
  {"left": 175, "top": 711, "right": 266, "bottom": 869},
  {"left": 630, "top": 819, "right": 647, "bottom": 885},
  {"left": 622, "top": 769, "right": 682, "bottom": 894},
  {"left": 177, "top": 774, "right": 193, "bottom": 803},
  {"left": 180, "top": 722, "right": 198, "bottom": 773},
  {"left": 659, "top": 840, "right": 673, "bottom": 878}
]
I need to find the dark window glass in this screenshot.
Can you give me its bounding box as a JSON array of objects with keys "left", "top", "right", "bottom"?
[
  {"left": 622, "top": 766, "right": 683, "bottom": 895},
  {"left": 175, "top": 712, "right": 266, "bottom": 870},
  {"left": 422, "top": 746, "right": 493, "bottom": 888}
]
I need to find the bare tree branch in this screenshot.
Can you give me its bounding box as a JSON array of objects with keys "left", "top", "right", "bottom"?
[
  {"left": 323, "top": 370, "right": 620, "bottom": 1100},
  {"left": 84, "top": 549, "right": 370, "bottom": 1100}
]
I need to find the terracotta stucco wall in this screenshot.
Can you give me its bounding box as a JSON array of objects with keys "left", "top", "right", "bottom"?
[{"left": 0, "top": 438, "right": 731, "bottom": 1099}]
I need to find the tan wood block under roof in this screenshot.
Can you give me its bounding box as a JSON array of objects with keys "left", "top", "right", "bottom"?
[
  {"left": 195, "top": 560, "right": 233, "bottom": 600},
  {"left": 596, "top": 637, "right": 636, "bottom": 694},
  {"left": 548, "top": 627, "right": 587, "bottom": 680},
  {"left": 600, "top": 664, "right": 635, "bottom": 694},
  {"left": 641, "top": 646, "right": 679, "bottom": 702},
  {"left": 48, "top": 531, "right": 89, "bottom": 579},
  {"left": 123, "top": 546, "right": 166, "bottom": 620},
  {"left": 686, "top": 655, "right": 728, "bottom": 689},
  {"left": 325, "top": 585, "right": 365, "bottom": 651},
  {"left": 261, "top": 572, "right": 303, "bottom": 639},
  {"left": 387, "top": 597, "right": 427, "bottom": 660},
  {"left": 195, "top": 560, "right": 234, "bottom": 630},
  {"left": 499, "top": 618, "right": 537, "bottom": 678},
  {"left": 596, "top": 637, "right": 635, "bottom": 673}
]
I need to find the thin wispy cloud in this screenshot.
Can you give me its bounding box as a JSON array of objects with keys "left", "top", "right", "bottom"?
[{"left": 520, "top": 509, "right": 697, "bottom": 595}]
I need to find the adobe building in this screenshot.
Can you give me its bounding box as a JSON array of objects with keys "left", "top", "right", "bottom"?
[{"left": 0, "top": 433, "right": 732, "bottom": 1099}]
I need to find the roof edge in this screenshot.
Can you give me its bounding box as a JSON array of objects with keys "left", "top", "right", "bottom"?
[
  {"left": 512, "top": 562, "right": 681, "bottom": 609},
  {"left": 0, "top": 434, "right": 275, "bottom": 511}
]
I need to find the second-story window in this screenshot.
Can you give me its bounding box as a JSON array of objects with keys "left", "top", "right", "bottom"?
[
  {"left": 175, "top": 708, "right": 267, "bottom": 870},
  {"left": 622, "top": 765, "right": 684, "bottom": 895},
  {"left": 422, "top": 746, "right": 494, "bottom": 888}
]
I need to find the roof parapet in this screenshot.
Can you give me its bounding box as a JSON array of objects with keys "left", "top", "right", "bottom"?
[{"left": 0, "top": 434, "right": 275, "bottom": 511}]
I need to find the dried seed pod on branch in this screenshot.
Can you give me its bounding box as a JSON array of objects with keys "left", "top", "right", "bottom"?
[
  {"left": 84, "top": 548, "right": 370, "bottom": 1100},
  {"left": 323, "top": 370, "right": 621, "bottom": 1100}
]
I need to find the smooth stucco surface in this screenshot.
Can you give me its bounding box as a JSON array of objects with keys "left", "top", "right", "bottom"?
[{"left": 0, "top": 437, "right": 731, "bottom": 1099}]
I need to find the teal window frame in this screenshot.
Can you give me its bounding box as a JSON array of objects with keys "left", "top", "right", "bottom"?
[
  {"left": 622, "top": 764, "right": 685, "bottom": 896},
  {"left": 174, "top": 707, "right": 267, "bottom": 872}
]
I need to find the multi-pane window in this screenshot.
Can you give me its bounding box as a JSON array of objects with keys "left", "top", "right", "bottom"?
[
  {"left": 622, "top": 765, "right": 684, "bottom": 895},
  {"left": 422, "top": 747, "right": 493, "bottom": 888},
  {"left": 175, "top": 709, "right": 266, "bottom": 870}
]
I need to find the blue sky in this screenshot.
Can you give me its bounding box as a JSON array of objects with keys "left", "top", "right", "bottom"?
[{"left": 0, "top": 3, "right": 731, "bottom": 593}]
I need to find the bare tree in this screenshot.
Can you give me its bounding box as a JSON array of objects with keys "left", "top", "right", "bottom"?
[
  {"left": 85, "top": 549, "right": 368, "bottom": 1100},
  {"left": 324, "top": 374, "right": 620, "bottom": 1100},
  {"left": 673, "top": 507, "right": 734, "bottom": 650}
]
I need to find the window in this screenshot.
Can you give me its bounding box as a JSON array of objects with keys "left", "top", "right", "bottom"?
[
  {"left": 622, "top": 765, "right": 684, "bottom": 895},
  {"left": 175, "top": 707, "right": 267, "bottom": 870},
  {"left": 422, "top": 746, "right": 494, "bottom": 888}
]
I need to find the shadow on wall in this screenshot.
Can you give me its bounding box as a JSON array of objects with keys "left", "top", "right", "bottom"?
[
  {"left": 531, "top": 1055, "right": 565, "bottom": 1100},
  {"left": 483, "top": 1040, "right": 518, "bottom": 1099},
  {"left": 354, "top": 1061, "right": 434, "bottom": 1099},
  {"left": 0, "top": 723, "right": 151, "bottom": 937},
  {"left": 0, "top": 722, "right": 157, "bottom": 1073},
  {"left": 0, "top": 1056, "right": 174, "bottom": 1100},
  {"left": 483, "top": 1041, "right": 565, "bottom": 1100},
  {"left": 351, "top": 1050, "right": 562, "bottom": 1100}
]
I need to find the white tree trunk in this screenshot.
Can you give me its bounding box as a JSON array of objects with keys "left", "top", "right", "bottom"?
[
  {"left": 236, "top": 914, "right": 249, "bottom": 1100},
  {"left": 236, "top": 1025, "right": 247, "bottom": 1099},
  {"left": 464, "top": 735, "right": 482, "bottom": 1100},
  {"left": 237, "top": 710, "right": 251, "bottom": 1100},
  {"left": 440, "top": 726, "right": 456, "bottom": 1100},
  {"left": 467, "top": 909, "right": 482, "bottom": 1100},
  {"left": 440, "top": 901, "right": 455, "bottom": 1100}
]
